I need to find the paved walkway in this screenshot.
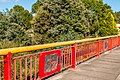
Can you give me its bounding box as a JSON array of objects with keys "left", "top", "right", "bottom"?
[{"left": 47, "top": 47, "right": 120, "bottom": 80}]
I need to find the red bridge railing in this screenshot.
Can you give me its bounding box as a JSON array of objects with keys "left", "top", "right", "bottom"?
[{"left": 0, "top": 35, "right": 120, "bottom": 80}]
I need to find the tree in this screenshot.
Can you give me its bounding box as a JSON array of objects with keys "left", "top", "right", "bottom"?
[
  {"left": 82, "top": 0, "right": 118, "bottom": 36},
  {"left": 31, "top": 0, "right": 93, "bottom": 44},
  {"left": 0, "top": 5, "right": 33, "bottom": 48},
  {"left": 0, "top": 11, "right": 8, "bottom": 40},
  {"left": 32, "top": 0, "right": 42, "bottom": 13},
  {"left": 31, "top": 6, "right": 52, "bottom": 44},
  {"left": 115, "top": 11, "right": 120, "bottom": 23},
  {"left": 99, "top": 5, "right": 118, "bottom": 36},
  {"left": 9, "top": 5, "right": 33, "bottom": 30}
]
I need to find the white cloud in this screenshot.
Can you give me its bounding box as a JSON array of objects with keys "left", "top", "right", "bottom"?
[
  {"left": 0, "top": 0, "right": 9, "bottom": 2},
  {"left": 0, "top": 0, "right": 19, "bottom": 2},
  {"left": 15, "top": 0, "right": 19, "bottom": 2}
]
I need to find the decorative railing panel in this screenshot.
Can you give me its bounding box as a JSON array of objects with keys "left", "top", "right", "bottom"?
[
  {"left": 76, "top": 42, "right": 97, "bottom": 63},
  {"left": 39, "top": 50, "right": 60, "bottom": 79},
  {"left": 60, "top": 46, "right": 72, "bottom": 70},
  {"left": 12, "top": 53, "right": 40, "bottom": 80}
]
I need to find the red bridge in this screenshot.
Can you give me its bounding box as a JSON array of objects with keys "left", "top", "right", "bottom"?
[{"left": 0, "top": 35, "right": 120, "bottom": 80}]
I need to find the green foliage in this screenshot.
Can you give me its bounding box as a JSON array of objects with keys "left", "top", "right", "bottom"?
[
  {"left": 115, "top": 11, "right": 120, "bottom": 23},
  {"left": 99, "top": 12, "right": 118, "bottom": 36},
  {"left": 82, "top": 0, "right": 118, "bottom": 37},
  {"left": 31, "top": 0, "right": 93, "bottom": 44},
  {"left": 9, "top": 5, "right": 33, "bottom": 30},
  {"left": 0, "top": 39, "right": 19, "bottom": 49},
  {"left": 32, "top": 0, "right": 42, "bottom": 13},
  {"left": 31, "top": 6, "right": 52, "bottom": 44},
  {"left": 0, "top": 5, "right": 33, "bottom": 48},
  {"left": 0, "top": 0, "right": 119, "bottom": 48}
]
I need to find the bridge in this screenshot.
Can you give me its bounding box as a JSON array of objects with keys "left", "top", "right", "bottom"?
[{"left": 0, "top": 35, "right": 120, "bottom": 80}]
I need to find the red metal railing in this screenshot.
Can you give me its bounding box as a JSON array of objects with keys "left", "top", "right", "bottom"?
[
  {"left": 76, "top": 41, "right": 98, "bottom": 63},
  {"left": 60, "top": 46, "right": 72, "bottom": 70},
  {"left": 0, "top": 36, "right": 120, "bottom": 80},
  {"left": 12, "top": 53, "right": 40, "bottom": 80}
]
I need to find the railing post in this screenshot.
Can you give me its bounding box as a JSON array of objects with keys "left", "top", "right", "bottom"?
[
  {"left": 110, "top": 38, "right": 113, "bottom": 50},
  {"left": 117, "top": 36, "right": 120, "bottom": 46},
  {"left": 4, "top": 52, "right": 12, "bottom": 80},
  {"left": 97, "top": 40, "right": 100, "bottom": 57},
  {"left": 119, "top": 36, "right": 120, "bottom": 46},
  {"left": 72, "top": 43, "right": 76, "bottom": 69}
]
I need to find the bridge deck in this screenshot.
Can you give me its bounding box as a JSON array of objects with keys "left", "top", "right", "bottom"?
[{"left": 47, "top": 47, "right": 120, "bottom": 80}]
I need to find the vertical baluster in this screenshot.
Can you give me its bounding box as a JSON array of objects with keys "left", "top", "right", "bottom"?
[
  {"left": 70, "top": 46, "right": 72, "bottom": 65},
  {"left": 34, "top": 55, "right": 36, "bottom": 80},
  {"left": 66, "top": 48, "right": 68, "bottom": 66},
  {"left": 80, "top": 45, "right": 82, "bottom": 61},
  {"left": 1, "top": 62, "right": 3, "bottom": 80},
  {"left": 96, "top": 42, "right": 98, "bottom": 54},
  {"left": 20, "top": 58, "right": 22, "bottom": 80},
  {"left": 30, "top": 56, "right": 32, "bottom": 80},
  {"left": 25, "top": 58, "right": 27, "bottom": 80},
  {"left": 97, "top": 40, "right": 100, "bottom": 57},
  {"left": 65, "top": 49, "right": 67, "bottom": 66},
  {"left": 14, "top": 59, "right": 16, "bottom": 80},
  {"left": 69, "top": 47, "right": 71, "bottom": 66},
  {"left": 87, "top": 44, "right": 90, "bottom": 57},
  {"left": 118, "top": 36, "right": 120, "bottom": 46},
  {"left": 68, "top": 48, "right": 69, "bottom": 66},
  {"left": 81, "top": 45, "right": 83, "bottom": 60},
  {"left": 77, "top": 46, "right": 79, "bottom": 62},
  {"left": 0, "top": 63, "right": 1, "bottom": 80},
  {"left": 87, "top": 44, "right": 88, "bottom": 58},
  {"left": 89, "top": 44, "right": 91, "bottom": 56},
  {"left": 76, "top": 46, "right": 78, "bottom": 62},
  {"left": 65, "top": 49, "right": 67, "bottom": 67},
  {"left": 110, "top": 38, "right": 113, "bottom": 50},
  {"left": 61, "top": 50, "right": 63, "bottom": 69},
  {"left": 64, "top": 49, "right": 65, "bottom": 68},
  {"left": 83, "top": 45, "right": 85, "bottom": 59}
]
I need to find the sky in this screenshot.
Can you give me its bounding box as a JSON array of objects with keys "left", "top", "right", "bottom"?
[
  {"left": 0, "top": 0, "right": 120, "bottom": 12},
  {"left": 0, "top": 0, "right": 36, "bottom": 12},
  {"left": 103, "top": 0, "right": 120, "bottom": 12}
]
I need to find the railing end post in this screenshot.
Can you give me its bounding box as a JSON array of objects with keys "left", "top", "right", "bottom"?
[
  {"left": 72, "top": 43, "right": 77, "bottom": 69},
  {"left": 97, "top": 40, "right": 100, "bottom": 58},
  {"left": 110, "top": 38, "right": 113, "bottom": 51},
  {"left": 4, "top": 52, "right": 12, "bottom": 80}
]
